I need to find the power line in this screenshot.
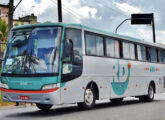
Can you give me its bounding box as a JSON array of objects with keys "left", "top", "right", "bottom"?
[
  {"left": 111, "top": 1, "right": 136, "bottom": 14},
  {"left": 50, "top": 0, "right": 97, "bottom": 27},
  {"left": 94, "top": 0, "right": 129, "bottom": 18}
]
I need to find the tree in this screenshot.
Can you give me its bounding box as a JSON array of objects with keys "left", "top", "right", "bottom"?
[{"left": 0, "top": 18, "right": 8, "bottom": 51}]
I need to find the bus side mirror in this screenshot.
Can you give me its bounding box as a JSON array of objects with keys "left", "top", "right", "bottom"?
[
  {"left": 0, "top": 42, "right": 8, "bottom": 62},
  {"left": 62, "top": 39, "right": 73, "bottom": 63}
]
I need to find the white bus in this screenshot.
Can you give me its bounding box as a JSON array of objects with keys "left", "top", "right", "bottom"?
[{"left": 1, "top": 23, "right": 165, "bottom": 110}]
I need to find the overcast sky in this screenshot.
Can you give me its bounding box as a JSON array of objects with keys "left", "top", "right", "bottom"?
[{"left": 1, "top": 0, "right": 165, "bottom": 44}]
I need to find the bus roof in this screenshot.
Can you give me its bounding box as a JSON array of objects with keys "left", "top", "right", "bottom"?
[{"left": 12, "top": 23, "right": 165, "bottom": 49}]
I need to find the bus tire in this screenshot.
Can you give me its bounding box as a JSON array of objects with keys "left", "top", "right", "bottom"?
[
  {"left": 77, "top": 87, "right": 96, "bottom": 110},
  {"left": 139, "top": 83, "right": 154, "bottom": 102},
  {"left": 110, "top": 98, "right": 123, "bottom": 103},
  {"left": 36, "top": 103, "right": 53, "bottom": 110}
]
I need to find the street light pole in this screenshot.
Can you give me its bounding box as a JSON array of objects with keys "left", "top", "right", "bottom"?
[{"left": 8, "top": 0, "right": 23, "bottom": 31}]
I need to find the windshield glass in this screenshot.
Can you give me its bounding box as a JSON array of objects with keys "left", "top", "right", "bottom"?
[{"left": 2, "top": 27, "right": 61, "bottom": 75}]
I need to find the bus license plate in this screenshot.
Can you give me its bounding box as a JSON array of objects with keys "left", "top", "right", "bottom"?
[{"left": 20, "top": 96, "right": 30, "bottom": 100}]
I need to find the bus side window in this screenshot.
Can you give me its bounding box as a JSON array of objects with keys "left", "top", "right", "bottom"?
[
  {"left": 146, "top": 46, "right": 151, "bottom": 62},
  {"left": 158, "top": 49, "right": 164, "bottom": 63},
  {"left": 137, "top": 45, "right": 147, "bottom": 61},
  {"left": 114, "top": 40, "right": 120, "bottom": 58},
  {"left": 105, "top": 38, "right": 120, "bottom": 58},
  {"left": 85, "top": 33, "right": 104, "bottom": 56},
  {"left": 62, "top": 28, "right": 83, "bottom": 82},
  {"left": 135, "top": 44, "right": 138, "bottom": 60},
  {"left": 123, "top": 42, "right": 129, "bottom": 59},
  {"left": 130, "top": 43, "right": 135, "bottom": 59},
  {"left": 106, "top": 38, "right": 115, "bottom": 57},
  {"left": 86, "top": 34, "right": 96, "bottom": 55},
  {"left": 96, "top": 36, "right": 104, "bottom": 56},
  {"left": 123, "top": 42, "right": 135, "bottom": 60},
  {"left": 150, "top": 47, "right": 157, "bottom": 62},
  {"left": 65, "top": 28, "right": 82, "bottom": 65}
]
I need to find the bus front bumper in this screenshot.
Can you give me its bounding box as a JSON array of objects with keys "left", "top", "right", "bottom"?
[{"left": 0, "top": 87, "right": 61, "bottom": 105}]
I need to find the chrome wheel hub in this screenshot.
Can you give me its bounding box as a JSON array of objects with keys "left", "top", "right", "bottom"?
[{"left": 85, "top": 89, "right": 94, "bottom": 105}]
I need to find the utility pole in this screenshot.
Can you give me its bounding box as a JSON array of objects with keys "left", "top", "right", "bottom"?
[
  {"left": 8, "top": 0, "right": 22, "bottom": 31},
  {"left": 8, "top": 0, "right": 14, "bottom": 31},
  {"left": 57, "top": 0, "right": 62, "bottom": 22},
  {"left": 151, "top": 13, "right": 156, "bottom": 43}
]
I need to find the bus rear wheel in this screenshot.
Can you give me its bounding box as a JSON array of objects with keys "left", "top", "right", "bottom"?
[
  {"left": 78, "top": 87, "right": 96, "bottom": 110},
  {"left": 139, "top": 83, "right": 154, "bottom": 102},
  {"left": 36, "top": 103, "right": 53, "bottom": 110}
]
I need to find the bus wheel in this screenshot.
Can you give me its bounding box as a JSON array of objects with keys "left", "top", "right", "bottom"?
[
  {"left": 78, "top": 87, "right": 96, "bottom": 110},
  {"left": 110, "top": 98, "right": 123, "bottom": 103},
  {"left": 36, "top": 103, "right": 53, "bottom": 110},
  {"left": 139, "top": 83, "right": 154, "bottom": 102}
]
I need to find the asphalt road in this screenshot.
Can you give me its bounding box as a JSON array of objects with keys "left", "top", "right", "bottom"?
[{"left": 1, "top": 94, "right": 165, "bottom": 120}]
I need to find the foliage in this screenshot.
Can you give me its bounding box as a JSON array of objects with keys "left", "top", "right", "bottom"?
[
  {"left": 0, "top": 18, "right": 8, "bottom": 52},
  {"left": 0, "top": 18, "right": 8, "bottom": 42}
]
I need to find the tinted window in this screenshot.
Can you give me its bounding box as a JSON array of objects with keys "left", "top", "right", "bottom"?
[
  {"left": 96, "top": 36, "right": 104, "bottom": 56},
  {"left": 123, "top": 42, "right": 135, "bottom": 59},
  {"left": 114, "top": 40, "right": 120, "bottom": 57},
  {"left": 146, "top": 47, "right": 151, "bottom": 61},
  {"left": 65, "top": 29, "right": 82, "bottom": 65},
  {"left": 86, "top": 34, "right": 96, "bottom": 55},
  {"left": 150, "top": 47, "right": 157, "bottom": 62},
  {"left": 62, "top": 28, "right": 83, "bottom": 82},
  {"left": 106, "top": 38, "right": 120, "bottom": 58},
  {"left": 130, "top": 43, "right": 135, "bottom": 59},
  {"left": 137, "top": 45, "right": 146, "bottom": 61},
  {"left": 85, "top": 33, "right": 104, "bottom": 56},
  {"left": 158, "top": 49, "right": 164, "bottom": 63},
  {"left": 106, "top": 38, "right": 115, "bottom": 57},
  {"left": 123, "top": 42, "right": 129, "bottom": 59}
]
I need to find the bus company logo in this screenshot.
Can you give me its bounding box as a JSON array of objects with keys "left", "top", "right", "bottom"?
[
  {"left": 111, "top": 60, "right": 131, "bottom": 96},
  {"left": 144, "top": 67, "right": 160, "bottom": 72}
]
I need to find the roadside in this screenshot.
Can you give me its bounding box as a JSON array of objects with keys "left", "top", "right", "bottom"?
[{"left": 0, "top": 90, "right": 15, "bottom": 107}]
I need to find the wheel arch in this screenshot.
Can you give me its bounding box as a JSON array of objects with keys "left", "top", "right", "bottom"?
[
  {"left": 150, "top": 80, "right": 156, "bottom": 93},
  {"left": 86, "top": 81, "right": 99, "bottom": 100}
]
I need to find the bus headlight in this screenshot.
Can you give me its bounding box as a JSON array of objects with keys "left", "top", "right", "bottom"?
[
  {"left": 1, "top": 83, "right": 9, "bottom": 89},
  {"left": 42, "top": 83, "right": 60, "bottom": 90}
]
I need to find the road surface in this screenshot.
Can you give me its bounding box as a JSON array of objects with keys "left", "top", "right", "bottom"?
[{"left": 0, "top": 93, "right": 165, "bottom": 120}]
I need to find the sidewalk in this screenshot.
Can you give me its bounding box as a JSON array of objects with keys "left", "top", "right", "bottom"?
[{"left": 0, "top": 103, "right": 35, "bottom": 110}]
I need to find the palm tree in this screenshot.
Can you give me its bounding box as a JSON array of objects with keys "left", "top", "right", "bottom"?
[{"left": 0, "top": 18, "right": 8, "bottom": 51}]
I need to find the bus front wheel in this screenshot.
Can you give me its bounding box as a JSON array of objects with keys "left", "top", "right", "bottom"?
[
  {"left": 78, "top": 87, "right": 96, "bottom": 110},
  {"left": 36, "top": 103, "right": 53, "bottom": 110}
]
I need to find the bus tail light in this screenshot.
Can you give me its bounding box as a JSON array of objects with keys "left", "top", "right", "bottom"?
[{"left": 42, "top": 83, "right": 60, "bottom": 90}]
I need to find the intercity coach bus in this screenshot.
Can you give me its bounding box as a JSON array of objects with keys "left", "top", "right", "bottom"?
[{"left": 1, "top": 23, "right": 165, "bottom": 110}]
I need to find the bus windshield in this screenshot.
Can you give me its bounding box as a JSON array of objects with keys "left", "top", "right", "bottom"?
[{"left": 2, "top": 27, "right": 61, "bottom": 75}]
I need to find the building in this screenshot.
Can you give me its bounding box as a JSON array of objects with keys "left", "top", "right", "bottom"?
[
  {"left": 13, "top": 14, "right": 37, "bottom": 26},
  {"left": 0, "top": 4, "right": 9, "bottom": 24},
  {"left": 13, "top": 19, "right": 31, "bottom": 26}
]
